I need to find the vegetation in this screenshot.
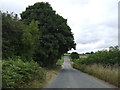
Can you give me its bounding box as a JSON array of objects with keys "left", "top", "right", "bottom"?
[
  {"left": 70, "top": 52, "right": 79, "bottom": 60},
  {"left": 77, "top": 46, "right": 119, "bottom": 66},
  {"left": 21, "top": 2, "right": 76, "bottom": 67},
  {"left": 56, "top": 56, "right": 64, "bottom": 66},
  {"left": 21, "top": 20, "right": 40, "bottom": 61},
  {"left": 2, "top": 2, "right": 75, "bottom": 67},
  {"left": 2, "top": 12, "right": 25, "bottom": 59},
  {"left": 73, "top": 46, "right": 119, "bottom": 87},
  {"left": 2, "top": 2, "right": 75, "bottom": 88},
  {"left": 73, "top": 64, "right": 119, "bottom": 87},
  {"left": 2, "top": 57, "right": 45, "bottom": 88}
]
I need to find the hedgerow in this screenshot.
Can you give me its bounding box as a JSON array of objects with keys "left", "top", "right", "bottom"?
[{"left": 78, "top": 46, "right": 120, "bottom": 66}]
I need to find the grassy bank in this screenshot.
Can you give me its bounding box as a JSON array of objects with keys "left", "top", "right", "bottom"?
[
  {"left": 72, "top": 46, "right": 119, "bottom": 87},
  {"left": 41, "top": 56, "right": 64, "bottom": 88},
  {"left": 42, "top": 66, "right": 61, "bottom": 88},
  {"left": 73, "top": 63, "right": 119, "bottom": 87}
]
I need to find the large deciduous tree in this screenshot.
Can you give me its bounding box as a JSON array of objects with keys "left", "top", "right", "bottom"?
[{"left": 21, "top": 2, "right": 76, "bottom": 67}]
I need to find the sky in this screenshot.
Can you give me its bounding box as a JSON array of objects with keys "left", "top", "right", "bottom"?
[{"left": 0, "top": 0, "right": 119, "bottom": 54}]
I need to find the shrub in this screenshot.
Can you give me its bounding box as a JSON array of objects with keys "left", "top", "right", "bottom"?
[
  {"left": 79, "top": 46, "right": 120, "bottom": 66},
  {"left": 70, "top": 52, "right": 79, "bottom": 61},
  {"left": 2, "top": 58, "right": 45, "bottom": 88}
]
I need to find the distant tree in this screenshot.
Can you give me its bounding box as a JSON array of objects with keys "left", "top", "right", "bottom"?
[
  {"left": 85, "top": 52, "right": 90, "bottom": 54},
  {"left": 70, "top": 52, "right": 79, "bottom": 60},
  {"left": 90, "top": 51, "right": 94, "bottom": 54},
  {"left": 21, "top": 2, "right": 76, "bottom": 67},
  {"left": 80, "top": 46, "right": 120, "bottom": 65}
]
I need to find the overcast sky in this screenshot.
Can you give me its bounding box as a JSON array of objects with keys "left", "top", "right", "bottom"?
[{"left": 0, "top": 0, "right": 119, "bottom": 53}]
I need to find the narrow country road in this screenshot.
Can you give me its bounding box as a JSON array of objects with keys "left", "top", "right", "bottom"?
[{"left": 45, "top": 56, "right": 116, "bottom": 88}]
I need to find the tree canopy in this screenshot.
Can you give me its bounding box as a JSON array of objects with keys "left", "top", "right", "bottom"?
[
  {"left": 2, "top": 12, "right": 25, "bottom": 59},
  {"left": 21, "top": 2, "right": 76, "bottom": 67}
]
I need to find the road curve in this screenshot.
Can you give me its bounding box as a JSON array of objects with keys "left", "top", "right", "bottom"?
[{"left": 45, "top": 56, "right": 116, "bottom": 88}]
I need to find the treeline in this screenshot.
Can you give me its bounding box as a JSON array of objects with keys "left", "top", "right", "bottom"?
[
  {"left": 2, "top": 2, "right": 75, "bottom": 67},
  {"left": 77, "top": 46, "right": 120, "bottom": 66},
  {"left": 2, "top": 2, "right": 75, "bottom": 88}
]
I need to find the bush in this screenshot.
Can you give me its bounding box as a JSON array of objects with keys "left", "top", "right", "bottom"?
[
  {"left": 79, "top": 46, "right": 120, "bottom": 66},
  {"left": 2, "top": 58, "right": 45, "bottom": 88},
  {"left": 70, "top": 52, "right": 79, "bottom": 61}
]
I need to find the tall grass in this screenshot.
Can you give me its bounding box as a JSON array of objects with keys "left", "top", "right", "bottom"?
[
  {"left": 72, "top": 46, "right": 119, "bottom": 87},
  {"left": 73, "top": 63, "right": 119, "bottom": 87}
]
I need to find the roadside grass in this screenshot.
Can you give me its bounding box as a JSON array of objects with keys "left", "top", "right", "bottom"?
[
  {"left": 28, "top": 56, "right": 64, "bottom": 88},
  {"left": 20, "top": 65, "right": 62, "bottom": 88},
  {"left": 42, "top": 66, "right": 60, "bottom": 88},
  {"left": 79, "top": 54, "right": 88, "bottom": 56},
  {"left": 64, "top": 53, "right": 70, "bottom": 56},
  {"left": 73, "top": 63, "right": 119, "bottom": 87},
  {"left": 56, "top": 56, "right": 64, "bottom": 66}
]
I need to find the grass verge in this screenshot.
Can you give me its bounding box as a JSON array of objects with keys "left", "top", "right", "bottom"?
[
  {"left": 42, "top": 65, "right": 61, "bottom": 88},
  {"left": 56, "top": 56, "right": 64, "bottom": 66},
  {"left": 73, "top": 63, "right": 119, "bottom": 87},
  {"left": 42, "top": 57, "right": 64, "bottom": 87},
  {"left": 24, "top": 57, "right": 64, "bottom": 88}
]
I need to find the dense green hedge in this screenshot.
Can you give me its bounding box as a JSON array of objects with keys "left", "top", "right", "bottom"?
[
  {"left": 2, "top": 58, "right": 45, "bottom": 88},
  {"left": 77, "top": 46, "right": 120, "bottom": 66}
]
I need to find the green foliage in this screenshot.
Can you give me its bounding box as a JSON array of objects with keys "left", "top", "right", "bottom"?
[
  {"left": 73, "top": 46, "right": 120, "bottom": 87},
  {"left": 56, "top": 56, "right": 64, "bottom": 66},
  {"left": 2, "top": 12, "right": 25, "bottom": 59},
  {"left": 73, "top": 64, "right": 119, "bottom": 87},
  {"left": 70, "top": 52, "right": 79, "bottom": 61},
  {"left": 21, "top": 2, "right": 76, "bottom": 67},
  {"left": 2, "top": 57, "right": 45, "bottom": 88},
  {"left": 22, "top": 20, "right": 39, "bottom": 61},
  {"left": 76, "top": 46, "right": 120, "bottom": 66}
]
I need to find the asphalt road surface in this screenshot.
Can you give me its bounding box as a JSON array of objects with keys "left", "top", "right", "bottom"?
[{"left": 45, "top": 56, "right": 115, "bottom": 88}]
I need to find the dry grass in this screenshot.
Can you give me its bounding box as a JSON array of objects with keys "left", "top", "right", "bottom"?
[
  {"left": 21, "top": 66, "right": 61, "bottom": 88},
  {"left": 42, "top": 68, "right": 60, "bottom": 88},
  {"left": 74, "top": 64, "right": 119, "bottom": 87},
  {"left": 79, "top": 56, "right": 88, "bottom": 58}
]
